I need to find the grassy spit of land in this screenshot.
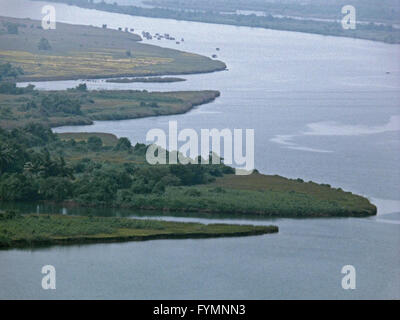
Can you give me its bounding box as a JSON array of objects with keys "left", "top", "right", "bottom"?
[
  {"left": 34, "top": 0, "right": 400, "bottom": 44},
  {"left": 0, "top": 212, "right": 278, "bottom": 249},
  {"left": 0, "top": 85, "right": 220, "bottom": 129},
  {"left": 0, "top": 16, "right": 226, "bottom": 81}
]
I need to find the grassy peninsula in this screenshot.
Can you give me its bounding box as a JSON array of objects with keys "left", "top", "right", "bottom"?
[
  {"left": 0, "top": 82, "right": 219, "bottom": 129},
  {"left": 0, "top": 126, "right": 377, "bottom": 218},
  {"left": 0, "top": 212, "right": 277, "bottom": 249},
  {"left": 0, "top": 16, "right": 226, "bottom": 81}
]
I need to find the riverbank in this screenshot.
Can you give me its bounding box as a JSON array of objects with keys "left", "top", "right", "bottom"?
[
  {"left": 66, "top": 173, "right": 375, "bottom": 218},
  {"left": 15, "top": 68, "right": 224, "bottom": 82},
  {"left": 0, "top": 16, "right": 226, "bottom": 81},
  {"left": 105, "top": 77, "right": 186, "bottom": 83},
  {"left": 0, "top": 126, "right": 377, "bottom": 218},
  {"left": 60, "top": 132, "right": 376, "bottom": 218},
  {"left": 0, "top": 213, "right": 278, "bottom": 249},
  {"left": 35, "top": 0, "right": 400, "bottom": 44},
  {"left": 0, "top": 87, "right": 220, "bottom": 129}
]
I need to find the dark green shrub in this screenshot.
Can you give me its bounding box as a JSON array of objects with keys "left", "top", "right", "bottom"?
[
  {"left": 87, "top": 136, "right": 103, "bottom": 151},
  {"left": 114, "top": 137, "right": 132, "bottom": 151},
  {"left": 38, "top": 37, "right": 51, "bottom": 50}
]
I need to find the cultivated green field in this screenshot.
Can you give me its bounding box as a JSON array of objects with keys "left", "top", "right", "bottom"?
[{"left": 0, "top": 16, "right": 226, "bottom": 81}]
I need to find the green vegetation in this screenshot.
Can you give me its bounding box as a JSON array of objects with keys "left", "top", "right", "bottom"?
[
  {"left": 37, "top": 0, "right": 400, "bottom": 44},
  {"left": 209, "top": 174, "right": 376, "bottom": 217},
  {"left": 0, "top": 124, "right": 234, "bottom": 202},
  {"left": 0, "top": 84, "right": 220, "bottom": 129},
  {"left": 0, "top": 16, "right": 226, "bottom": 81},
  {"left": 2, "top": 21, "right": 20, "bottom": 35},
  {"left": 0, "top": 62, "right": 24, "bottom": 81},
  {"left": 37, "top": 37, "right": 51, "bottom": 51},
  {"left": 0, "top": 212, "right": 277, "bottom": 248},
  {"left": 105, "top": 77, "right": 186, "bottom": 83},
  {"left": 58, "top": 132, "right": 119, "bottom": 147},
  {"left": 0, "top": 12, "right": 377, "bottom": 220},
  {"left": 0, "top": 126, "right": 377, "bottom": 217},
  {"left": 145, "top": 0, "right": 400, "bottom": 25}
]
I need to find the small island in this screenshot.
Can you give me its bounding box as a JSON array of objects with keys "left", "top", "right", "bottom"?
[
  {"left": 0, "top": 212, "right": 278, "bottom": 249},
  {"left": 105, "top": 77, "right": 186, "bottom": 83}
]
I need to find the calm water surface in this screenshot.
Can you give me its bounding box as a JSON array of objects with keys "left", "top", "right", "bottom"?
[{"left": 0, "top": 0, "right": 399, "bottom": 299}]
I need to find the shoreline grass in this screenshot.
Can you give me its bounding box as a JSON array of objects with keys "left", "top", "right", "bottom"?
[
  {"left": 32, "top": 0, "right": 400, "bottom": 44},
  {"left": 0, "top": 213, "right": 278, "bottom": 249},
  {"left": 105, "top": 77, "right": 186, "bottom": 83},
  {"left": 0, "top": 89, "right": 220, "bottom": 129}
]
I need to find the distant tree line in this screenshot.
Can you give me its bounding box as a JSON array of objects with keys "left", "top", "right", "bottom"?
[{"left": 31, "top": 0, "right": 400, "bottom": 43}]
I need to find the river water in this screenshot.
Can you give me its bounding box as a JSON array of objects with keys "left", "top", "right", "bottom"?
[{"left": 0, "top": 0, "right": 399, "bottom": 299}]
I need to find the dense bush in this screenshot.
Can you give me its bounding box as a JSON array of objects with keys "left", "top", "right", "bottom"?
[
  {"left": 87, "top": 136, "right": 103, "bottom": 151},
  {"left": 38, "top": 37, "right": 51, "bottom": 50},
  {"left": 0, "top": 82, "right": 34, "bottom": 94},
  {"left": 114, "top": 137, "right": 132, "bottom": 151},
  {"left": 0, "top": 122, "right": 239, "bottom": 204},
  {"left": 0, "top": 125, "right": 71, "bottom": 201},
  {"left": 75, "top": 83, "right": 87, "bottom": 91},
  {"left": 0, "top": 63, "right": 24, "bottom": 81},
  {"left": 0, "top": 173, "right": 39, "bottom": 201},
  {"left": 40, "top": 94, "right": 82, "bottom": 115},
  {"left": 38, "top": 177, "right": 74, "bottom": 201},
  {"left": 74, "top": 168, "right": 132, "bottom": 203}
]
